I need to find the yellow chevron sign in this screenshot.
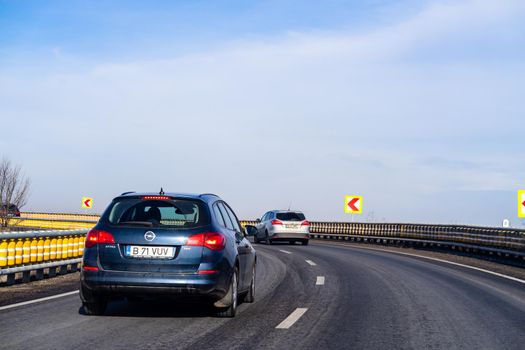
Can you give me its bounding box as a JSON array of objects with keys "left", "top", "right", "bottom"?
[
  {"left": 344, "top": 195, "right": 362, "bottom": 214},
  {"left": 519, "top": 190, "right": 525, "bottom": 218},
  {"left": 82, "top": 197, "right": 93, "bottom": 209}
]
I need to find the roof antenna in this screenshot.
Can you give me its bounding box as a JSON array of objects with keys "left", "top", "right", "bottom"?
[
  {"left": 288, "top": 201, "right": 292, "bottom": 211},
  {"left": 159, "top": 187, "right": 165, "bottom": 195}
]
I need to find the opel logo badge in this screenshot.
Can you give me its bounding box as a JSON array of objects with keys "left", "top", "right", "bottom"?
[{"left": 144, "top": 231, "right": 156, "bottom": 241}]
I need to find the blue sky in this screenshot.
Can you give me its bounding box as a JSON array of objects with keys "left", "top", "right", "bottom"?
[
  {"left": 1, "top": 0, "right": 524, "bottom": 226},
  {"left": 0, "top": 1, "right": 424, "bottom": 60}
]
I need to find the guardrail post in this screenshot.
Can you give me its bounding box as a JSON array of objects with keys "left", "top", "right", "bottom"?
[
  {"left": 22, "top": 270, "right": 30, "bottom": 283},
  {"left": 48, "top": 266, "right": 57, "bottom": 278},
  {"left": 6, "top": 273, "right": 15, "bottom": 286},
  {"left": 58, "top": 264, "right": 68, "bottom": 275}
]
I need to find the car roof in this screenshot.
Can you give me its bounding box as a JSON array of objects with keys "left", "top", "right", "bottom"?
[
  {"left": 115, "top": 192, "right": 221, "bottom": 203},
  {"left": 270, "top": 210, "right": 304, "bottom": 214}
]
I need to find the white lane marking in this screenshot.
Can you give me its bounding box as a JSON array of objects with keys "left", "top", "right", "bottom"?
[
  {"left": 318, "top": 242, "right": 525, "bottom": 285},
  {"left": 305, "top": 259, "right": 317, "bottom": 266},
  {"left": 0, "top": 290, "right": 79, "bottom": 312},
  {"left": 279, "top": 249, "right": 292, "bottom": 254},
  {"left": 276, "top": 308, "right": 308, "bottom": 329},
  {"left": 316, "top": 276, "right": 325, "bottom": 285}
]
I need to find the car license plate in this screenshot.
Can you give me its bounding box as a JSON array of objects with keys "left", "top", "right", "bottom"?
[
  {"left": 125, "top": 245, "right": 175, "bottom": 259},
  {"left": 286, "top": 224, "right": 299, "bottom": 229}
]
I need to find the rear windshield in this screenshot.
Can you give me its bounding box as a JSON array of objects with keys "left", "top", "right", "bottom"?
[
  {"left": 103, "top": 197, "right": 210, "bottom": 228},
  {"left": 276, "top": 212, "right": 305, "bottom": 221}
]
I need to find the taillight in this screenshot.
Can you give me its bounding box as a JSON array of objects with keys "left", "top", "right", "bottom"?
[
  {"left": 186, "top": 233, "right": 204, "bottom": 246},
  {"left": 85, "top": 229, "right": 115, "bottom": 248},
  {"left": 142, "top": 196, "right": 170, "bottom": 200},
  {"left": 82, "top": 266, "right": 99, "bottom": 271},
  {"left": 301, "top": 220, "right": 310, "bottom": 226},
  {"left": 204, "top": 233, "right": 226, "bottom": 251},
  {"left": 85, "top": 230, "right": 98, "bottom": 248},
  {"left": 271, "top": 219, "right": 283, "bottom": 225},
  {"left": 186, "top": 232, "right": 226, "bottom": 251}
]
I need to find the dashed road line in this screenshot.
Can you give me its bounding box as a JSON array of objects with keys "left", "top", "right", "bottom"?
[
  {"left": 276, "top": 308, "right": 308, "bottom": 329},
  {"left": 316, "top": 276, "right": 325, "bottom": 285},
  {"left": 305, "top": 259, "right": 317, "bottom": 266},
  {"left": 279, "top": 249, "right": 292, "bottom": 254},
  {"left": 0, "top": 290, "right": 79, "bottom": 312}
]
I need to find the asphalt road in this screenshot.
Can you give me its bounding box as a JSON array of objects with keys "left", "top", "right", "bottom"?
[{"left": 0, "top": 242, "right": 524, "bottom": 350}]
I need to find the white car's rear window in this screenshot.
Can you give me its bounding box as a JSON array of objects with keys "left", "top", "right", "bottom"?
[{"left": 276, "top": 212, "right": 305, "bottom": 221}]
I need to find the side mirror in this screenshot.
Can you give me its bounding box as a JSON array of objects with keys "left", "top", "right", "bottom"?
[
  {"left": 255, "top": 218, "right": 261, "bottom": 223},
  {"left": 244, "top": 225, "right": 258, "bottom": 236}
]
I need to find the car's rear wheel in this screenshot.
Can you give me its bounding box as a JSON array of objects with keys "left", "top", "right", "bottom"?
[
  {"left": 83, "top": 299, "right": 107, "bottom": 316},
  {"left": 80, "top": 284, "right": 107, "bottom": 316},
  {"left": 216, "top": 268, "right": 238, "bottom": 317},
  {"left": 302, "top": 239, "right": 309, "bottom": 246},
  {"left": 243, "top": 264, "right": 255, "bottom": 303}
]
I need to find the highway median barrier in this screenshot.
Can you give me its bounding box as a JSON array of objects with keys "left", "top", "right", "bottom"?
[
  {"left": 1, "top": 213, "right": 523, "bottom": 286},
  {"left": 306, "top": 222, "right": 525, "bottom": 262},
  {"left": 0, "top": 229, "right": 88, "bottom": 285},
  {"left": 239, "top": 220, "right": 524, "bottom": 262}
]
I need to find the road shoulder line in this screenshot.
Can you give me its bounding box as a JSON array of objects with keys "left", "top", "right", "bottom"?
[{"left": 0, "top": 290, "right": 79, "bottom": 312}]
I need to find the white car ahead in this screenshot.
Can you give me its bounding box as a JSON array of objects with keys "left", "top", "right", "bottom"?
[{"left": 254, "top": 210, "right": 310, "bottom": 245}]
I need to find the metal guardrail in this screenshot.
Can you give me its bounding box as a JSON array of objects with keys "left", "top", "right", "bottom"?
[
  {"left": 240, "top": 221, "right": 525, "bottom": 259},
  {"left": 2, "top": 214, "right": 523, "bottom": 286},
  {"left": 16, "top": 213, "right": 525, "bottom": 255},
  {"left": 12, "top": 216, "right": 97, "bottom": 230},
  {"left": 20, "top": 212, "right": 100, "bottom": 221},
  {"left": 0, "top": 229, "right": 88, "bottom": 285}
]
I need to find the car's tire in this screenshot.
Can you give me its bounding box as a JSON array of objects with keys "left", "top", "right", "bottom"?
[
  {"left": 83, "top": 299, "right": 107, "bottom": 316},
  {"left": 243, "top": 264, "right": 255, "bottom": 303},
  {"left": 216, "top": 268, "right": 238, "bottom": 318},
  {"left": 80, "top": 284, "right": 107, "bottom": 316},
  {"left": 265, "top": 232, "right": 271, "bottom": 245},
  {"left": 302, "top": 239, "right": 309, "bottom": 246}
]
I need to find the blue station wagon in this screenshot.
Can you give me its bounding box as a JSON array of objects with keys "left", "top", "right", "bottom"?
[{"left": 80, "top": 192, "right": 256, "bottom": 317}]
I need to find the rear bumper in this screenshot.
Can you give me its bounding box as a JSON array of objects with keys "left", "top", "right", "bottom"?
[
  {"left": 270, "top": 232, "right": 310, "bottom": 240},
  {"left": 80, "top": 268, "right": 231, "bottom": 301}
]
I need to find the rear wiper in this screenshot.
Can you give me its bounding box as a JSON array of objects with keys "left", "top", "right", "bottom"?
[{"left": 119, "top": 221, "right": 154, "bottom": 227}]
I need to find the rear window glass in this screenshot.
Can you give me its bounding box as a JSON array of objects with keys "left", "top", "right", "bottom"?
[
  {"left": 276, "top": 212, "right": 306, "bottom": 221},
  {"left": 103, "top": 197, "right": 210, "bottom": 228}
]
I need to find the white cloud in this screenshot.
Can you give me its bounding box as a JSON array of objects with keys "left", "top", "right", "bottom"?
[{"left": 0, "top": 0, "right": 524, "bottom": 225}]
